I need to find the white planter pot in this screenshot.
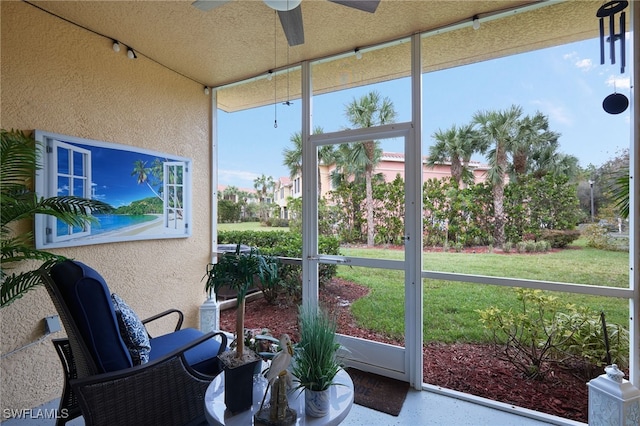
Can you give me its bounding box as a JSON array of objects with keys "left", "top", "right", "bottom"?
[{"left": 305, "top": 388, "right": 330, "bottom": 417}]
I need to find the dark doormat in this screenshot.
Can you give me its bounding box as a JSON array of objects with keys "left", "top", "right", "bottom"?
[{"left": 347, "top": 368, "right": 409, "bottom": 416}]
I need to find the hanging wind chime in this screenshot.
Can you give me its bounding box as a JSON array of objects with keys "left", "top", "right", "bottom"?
[
  {"left": 596, "top": 1, "right": 629, "bottom": 114},
  {"left": 273, "top": 10, "right": 279, "bottom": 128}
]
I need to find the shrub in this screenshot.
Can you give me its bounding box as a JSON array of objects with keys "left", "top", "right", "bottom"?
[
  {"left": 525, "top": 240, "right": 536, "bottom": 253},
  {"left": 554, "top": 311, "right": 629, "bottom": 379},
  {"left": 217, "top": 230, "right": 340, "bottom": 303},
  {"left": 582, "top": 224, "right": 616, "bottom": 250},
  {"left": 503, "top": 241, "right": 513, "bottom": 253},
  {"left": 516, "top": 241, "right": 527, "bottom": 253},
  {"left": 535, "top": 240, "right": 550, "bottom": 253},
  {"left": 477, "top": 289, "right": 595, "bottom": 380},
  {"left": 540, "top": 229, "right": 581, "bottom": 248}
]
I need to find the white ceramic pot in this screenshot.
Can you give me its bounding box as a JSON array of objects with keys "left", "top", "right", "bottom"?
[{"left": 305, "top": 388, "right": 330, "bottom": 417}]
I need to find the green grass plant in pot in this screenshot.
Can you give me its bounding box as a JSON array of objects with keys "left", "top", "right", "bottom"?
[
  {"left": 291, "top": 305, "right": 342, "bottom": 417},
  {"left": 204, "top": 244, "right": 279, "bottom": 413}
]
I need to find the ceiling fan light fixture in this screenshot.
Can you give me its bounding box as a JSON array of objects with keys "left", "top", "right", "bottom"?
[{"left": 263, "top": 0, "right": 301, "bottom": 12}]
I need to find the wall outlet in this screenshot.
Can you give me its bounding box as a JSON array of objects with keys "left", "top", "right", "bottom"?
[{"left": 44, "top": 315, "right": 61, "bottom": 334}]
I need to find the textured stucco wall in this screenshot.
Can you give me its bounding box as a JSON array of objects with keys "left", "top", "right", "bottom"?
[{"left": 0, "top": 1, "right": 212, "bottom": 414}]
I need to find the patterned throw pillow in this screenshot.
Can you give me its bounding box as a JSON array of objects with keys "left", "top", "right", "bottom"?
[{"left": 111, "top": 293, "right": 151, "bottom": 365}]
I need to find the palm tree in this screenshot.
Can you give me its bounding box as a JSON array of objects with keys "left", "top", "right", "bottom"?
[
  {"left": 253, "top": 174, "right": 275, "bottom": 221},
  {"left": 282, "top": 126, "right": 334, "bottom": 196},
  {"left": 1, "top": 129, "right": 112, "bottom": 308},
  {"left": 473, "top": 105, "right": 523, "bottom": 248},
  {"left": 509, "top": 111, "right": 562, "bottom": 180},
  {"left": 342, "top": 91, "right": 397, "bottom": 247},
  {"left": 610, "top": 167, "right": 629, "bottom": 219},
  {"left": 426, "top": 123, "right": 480, "bottom": 187}
]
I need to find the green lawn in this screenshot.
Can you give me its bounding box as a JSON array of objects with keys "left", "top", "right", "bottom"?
[{"left": 337, "top": 242, "right": 630, "bottom": 344}]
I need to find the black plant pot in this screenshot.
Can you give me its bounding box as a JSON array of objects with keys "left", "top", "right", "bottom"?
[{"left": 223, "top": 358, "right": 261, "bottom": 413}]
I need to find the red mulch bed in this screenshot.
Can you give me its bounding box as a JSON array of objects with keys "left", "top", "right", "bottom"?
[{"left": 220, "top": 278, "right": 589, "bottom": 422}]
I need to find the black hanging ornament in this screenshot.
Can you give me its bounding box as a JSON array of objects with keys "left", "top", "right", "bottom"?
[{"left": 596, "top": 1, "right": 628, "bottom": 73}]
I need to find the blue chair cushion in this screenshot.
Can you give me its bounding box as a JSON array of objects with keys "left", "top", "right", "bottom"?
[
  {"left": 50, "top": 260, "right": 133, "bottom": 373},
  {"left": 111, "top": 293, "right": 151, "bottom": 365},
  {"left": 149, "top": 328, "right": 224, "bottom": 375}
]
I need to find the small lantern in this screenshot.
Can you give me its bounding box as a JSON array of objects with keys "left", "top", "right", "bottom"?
[
  {"left": 587, "top": 364, "right": 640, "bottom": 425},
  {"left": 199, "top": 296, "right": 220, "bottom": 333}
]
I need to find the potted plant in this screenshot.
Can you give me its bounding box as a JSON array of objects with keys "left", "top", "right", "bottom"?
[
  {"left": 204, "top": 244, "right": 279, "bottom": 413},
  {"left": 290, "top": 305, "right": 342, "bottom": 417},
  {"left": 1, "top": 129, "right": 112, "bottom": 308}
]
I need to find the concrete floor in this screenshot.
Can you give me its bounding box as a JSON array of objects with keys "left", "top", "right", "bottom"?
[{"left": 2, "top": 386, "right": 585, "bottom": 426}]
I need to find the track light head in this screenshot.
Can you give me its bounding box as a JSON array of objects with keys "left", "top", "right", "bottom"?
[
  {"left": 472, "top": 15, "right": 480, "bottom": 30},
  {"left": 127, "top": 48, "right": 137, "bottom": 59},
  {"left": 112, "top": 40, "right": 121, "bottom": 52},
  {"left": 355, "top": 48, "right": 362, "bottom": 60},
  {"left": 204, "top": 86, "right": 210, "bottom": 95}
]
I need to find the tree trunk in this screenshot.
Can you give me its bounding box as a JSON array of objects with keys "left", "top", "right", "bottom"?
[
  {"left": 492, "top": 182, "right": 506, "bottom": 248},
  {"left": 235, "top": 299, "right": 245, "bottom": 358},
  {"left": 450, "top": 157, "right": 462, "bottom": 187},
  {"left": 365, "top": 168, "right": 374, "bottom": 247},
  {"left": 493, "top": 144, "right": 507, "bottom": 248}
]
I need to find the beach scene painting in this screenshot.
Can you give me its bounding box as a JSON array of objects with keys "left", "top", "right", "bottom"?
[{"left": 34, "top": 130, "right": 191, "bottom": 249}]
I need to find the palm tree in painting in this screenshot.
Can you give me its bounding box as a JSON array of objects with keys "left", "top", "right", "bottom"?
[
  {"left": 472, "top": 105, "right": 522, "bottom": 248},
  {"left": 426, "top": 123, "right": 480, "bottom": 187},
  {"left": 131, "top": 160, "right": 162, "bottom": 200},
  {"left": 341, "top": 91, "right": 397, "bottom": 247}
]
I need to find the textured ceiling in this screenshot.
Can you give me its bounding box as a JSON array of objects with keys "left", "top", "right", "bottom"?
[{"left": 29, "top": 1, "right": 604, "bottom": 111}]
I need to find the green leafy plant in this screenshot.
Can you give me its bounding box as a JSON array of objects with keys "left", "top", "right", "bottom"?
[
  {"left": 204, "top": 244, "right": 279, "bottom": 359},
  {"left": 477, "top": 289, "right": 592, "bottom": 380},
  {"left": 1, "top": 129, "right": 112, "bottom": 308},
  {"left": 555, "top": 312, "right": 629, "bottom": 379},
  {"left": 291, "top": 305, "right": 342, "bottom": 391}
]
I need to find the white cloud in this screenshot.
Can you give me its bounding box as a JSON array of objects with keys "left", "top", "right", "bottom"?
[
  {"left": 218, "top": 169, "right": 259, "bottom": 186},
  {"left": 605, "top": 75, "right": 631, "bottom": 90},
  {"left": 575, "top": 58, "right": 593, "bottom": 71},
  {"left": 530, "top": 100, "right": 572, "bottom": 126},
  {"left": 563, "top": 51, "right": 593, "bottom": 72}
]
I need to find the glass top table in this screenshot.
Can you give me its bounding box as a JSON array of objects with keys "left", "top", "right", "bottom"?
[{"left": 204, "top": 368, "right": 354, "bottom": 426}]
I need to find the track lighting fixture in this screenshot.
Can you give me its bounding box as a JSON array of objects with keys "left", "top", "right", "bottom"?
[
  {"left": 204, "top": 86, "right": 210, "bottom": 95},
  {"left": 355, "top": 48, "right": 362, "bottom": 60},
  {"left": 112, "top": 40, "right": 121, "bottom": 52},
  {"left": 127, "top": 48, "right": 137, "bottom": 59},
  {"left": 267, "top": 70, "right": 273, "bottom": 81},
  {"left": 472, "top": 15, "right": 480, "bottom": 30}
]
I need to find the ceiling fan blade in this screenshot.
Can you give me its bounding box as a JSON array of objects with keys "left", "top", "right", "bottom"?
[
  {"left": 328, "top": 0, "right": 380, "bottom": 13},
  {"left": 192, "top": 0, "right": 232, "bottom": 12},
  {"left": 278, "top": 6, "right": 304, "bottom": 46}
]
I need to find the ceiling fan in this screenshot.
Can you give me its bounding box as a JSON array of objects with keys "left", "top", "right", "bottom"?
[{"left": 192, "top": 0, "right": 380, "bottom": 47}]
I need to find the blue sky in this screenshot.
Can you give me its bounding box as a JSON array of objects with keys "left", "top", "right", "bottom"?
[
  {"left": 217, "top": 35, "right": 631, "bottom": 190},
  {"left": 72, "top": 143, "right": 171, "bottom": 208}
]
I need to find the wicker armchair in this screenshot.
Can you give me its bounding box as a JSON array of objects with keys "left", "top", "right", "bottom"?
[{"left": 42, "top": 260, "right": 228, "bottom": 426}]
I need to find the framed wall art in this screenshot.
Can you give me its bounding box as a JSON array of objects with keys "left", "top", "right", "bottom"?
[{"left": 34, "top": 130, "right": 192, "bottom": 248}]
